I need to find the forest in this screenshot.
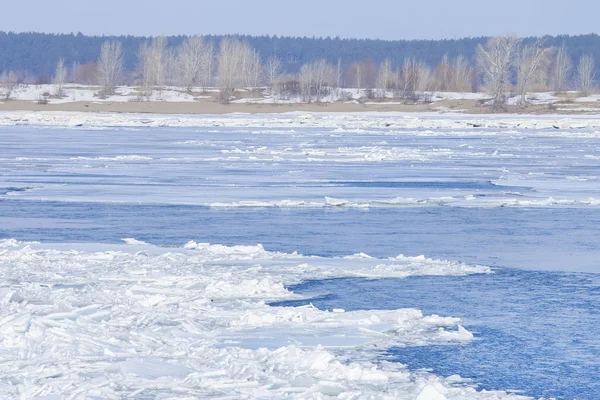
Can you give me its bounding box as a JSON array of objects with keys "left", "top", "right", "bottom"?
[
  {"left": 1, "top": 31, "right": 599, "bottom": 81},
  {"left": 0, "top": 31, "right": 598, "bottom": 108}
]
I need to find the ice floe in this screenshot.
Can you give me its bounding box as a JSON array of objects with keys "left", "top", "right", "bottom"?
[{"left": 0, "top": 239, "right": 532, "bottom": 399}]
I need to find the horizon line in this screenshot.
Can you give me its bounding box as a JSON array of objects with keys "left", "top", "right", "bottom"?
[{"left": 0, "top": 30, "right": 598, "bottom": 43}]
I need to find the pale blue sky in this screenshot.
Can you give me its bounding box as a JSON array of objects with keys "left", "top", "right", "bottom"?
[{"left": 4, "top": 0, "right": 597, "bottom": 39}]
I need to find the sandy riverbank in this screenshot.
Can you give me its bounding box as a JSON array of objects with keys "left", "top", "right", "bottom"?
[
  {"left": 0, "top": 99, "right": 466, "bottom": 114},
  {"left": 0, "top": 98, "right": 592, "bottom": 115}
]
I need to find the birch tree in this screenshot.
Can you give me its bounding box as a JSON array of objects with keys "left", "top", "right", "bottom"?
[
  {"left": 335, "top": 58, "right": 343, "bottom": 92},
  {"left": 416, "top": 62, "right": 434, "bottom": 93},
  {"left": 401, "top": 57, "right": 419, "bottom": 99},
  {"left": 477, "top": 35, "right": 521, "bottom": 109},
  {"left": 137, "top": 43, "right": 153, "bottom": 95},
  {"left": 198, "top": 42, "right": 214, "bottom": 89},
  {"left": 217, "top": 38, "right": 247, "bottom": 102},
  {"left": 299, "top": 62, "right": 314, "bottom": 102},
  {"left": 515, "top": 43, "right": 551, "bottom": 105},
  {"left": 264, "top": 56, "right": 283, "bottom": 97},
  {"left": 96, "top": 41, "right": 123, "bottom": 97},
  {"left": 377, "top": 59, "right": 393, "bottom": 98},
  {"left": 435, "top": 54, "right": 453, "bottom": 92},
  {"left": 453, "top": 55, "right": 474, "bottom": 92},
  {"left": 299, "top": 60, "right": 335, "bottom": 102},
  {"left": 577, "top": 54, "right": 596, "bottom": 96},
  {"left": 177, "top": 36, "right": 208, "bottom": 91},
  {"left": 551, "top": 45, "right": 572, "bottom": 92},
  {"left": 153, "top": 36, "right": 169, "bottom": 86},
  {"left": 54, "top": 57, "right": 67, "bottom": 98},
  {"left": 0, "top": 71, "right": 18, "bottom": 100},
  {"left": 165, "top": 49, "right": 178, "bottom": 86},
  {"left": 138, "top": 36, "right": 168, "bottom": 91},
  {"left": 177, "top": 36, "right": 215, "bottom": 91},
  {"left": 241, "top": 46, "right": 261, "bottom": 88},
  {"left": 313, "top": 59, "right": 334, "bottom": 101}
]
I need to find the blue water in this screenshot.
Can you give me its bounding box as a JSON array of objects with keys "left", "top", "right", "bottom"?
[
  {"left": 2, "top": 200, "right": 600, "bottom": 271},
  {"left": 274, "top": 271, "right": 600, "bottom": 400},
  {"left": 4, "top": 200, "right": 600, "bottom": 398},
  {"left": 2, "top": 202, "right": 600, "bottom": 398}
]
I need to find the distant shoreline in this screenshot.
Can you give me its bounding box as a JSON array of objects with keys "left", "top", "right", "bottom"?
[
  {"left": 0, "top": 84, "right": 598, "bottom": 115},
  {"left": 0, "top": 99, "right": 598, "bottom": 115}
]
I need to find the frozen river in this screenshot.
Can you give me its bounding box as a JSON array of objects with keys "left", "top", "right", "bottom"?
[{"left": 1, "top": 114, "right": 600, "bottom": 399}]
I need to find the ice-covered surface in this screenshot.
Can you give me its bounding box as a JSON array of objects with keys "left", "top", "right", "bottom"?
[
  {"left": 5, "top": 110, "right": 600, "bottom": 130},
  {"left": 3, "top": 114, "right": 600, "bottom": 209},
  {"left": 0, "top": 239, "right": 524, "bottom": 399},
  {"left": 3, "top": 115, "right": 599, "bottom": 398}
]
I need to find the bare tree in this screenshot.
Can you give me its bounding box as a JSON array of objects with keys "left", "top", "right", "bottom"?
[
  {"left": 377, "top": 59, "right": 393, "bottom": 98},
  {"left": 70, "top": 61, "right": 80, "bottom": 83},
  {"left": 137, "top": 44, "right": 153, "bottom": 98},
  {"left": 401, "top": 57, "right": 420, "bottom": 99},
  {"left": 434, "top": 54, "right": 453, "bottom": 92},
  {"left": 477, "top": 35, "right": 521, "bottom": 109},
  {"left": 54, "top": 57, "right": 67, "bottom": 98},
  {"left": 551, "top": 45, "right": 572, "bottom": 92},
  {"left": 298, "top": 60, "right": 334, "bottom": 103},
  {"left": 393, "top": 68, "right": 402, "bottom": 97},
  {"left": 153, "top": 36, "right": 169, "bottom": 86},
  {"left": 577, "top": 54, "right": 596, "bottom": 96},
  {"left": 0, "top": 71, "right": 19, "bottom": 100},
  {"left": 217, "top": 38, "right": 250, "bottom": 102},
  {"left": 96, "top": 41, "right": 123, "bottom": 97},
  {"left": 73, "top": 63, "right": 98, "bottom": 85},
  {"left": 515, "top": 43, "right": 551, "bottom": 105},
  {"left": 241, "top": 46, "right": 261, "bottom": 88},
  {"left": 198, "top": 42, "right": 214, "bottom": 89},
  {"left": 530, "top": 47, "right": 553, "bottom": 92},
  {"left": 177, "top": 36, "right": 208, "bottom": 91},
  {"left": 314, "top": 59, "right": 334, "bottom": 101},
  {"left": 346, "top": 60, "right": 377, "bottom": 93},
  {"left": 347, "top": 62, "right": 364, "bottom": 91},
  {"left": 334, "top": 58, "right": 343, "bottom": 98},
  {"left": 299, "top": 62, "right": 314, "bottom": 102},
  {"left": 264, "top": 56, "right": 284, "bottom": 98},
  {"left": 416, "top": 62, "right": 434, "bottom": 93},
  {"left": 178, "top": 37, "right": 214, "bottom": 90},
  {"left": 137, "top": 36, "right": 168, "bottom": 93},
  {"left": 453, "top": 55, "right": 474, "bottom": 92},
  {"left": 354, "top": 64, "right": 362, "bottom": 90}
]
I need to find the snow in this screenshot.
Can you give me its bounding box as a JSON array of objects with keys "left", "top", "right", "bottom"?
[
  {"left": 9, "top": 84, "right": 197, "bottom": 104},
  {"left": 3, "top": 83, "right": 599, "bottom": 111},
  {"left": 432, "top": 92, "right": 490, "bottom": 101},
  {"left": 121, "top": 238, "right": 149, "bottom": 245},
  {"left": 573, "top": 93, "right": 600, "bottom": 103},
  {"left": 4, "top": 110, "right": 600, "bottom": 132},
  {"left": 208, "top": 196, "right": 600, "bottom": 209},
  {"left": 0, "top": 239, "right": 529, "bottom": 399}
]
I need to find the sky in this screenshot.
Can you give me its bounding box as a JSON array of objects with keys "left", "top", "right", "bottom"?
[{"left": 2, "top": 0, "right": 598, "bottom": 40}]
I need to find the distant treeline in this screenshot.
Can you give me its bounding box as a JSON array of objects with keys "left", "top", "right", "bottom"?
[{"left": 2, "top": 31, "right": 600, "bottom": 81}]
